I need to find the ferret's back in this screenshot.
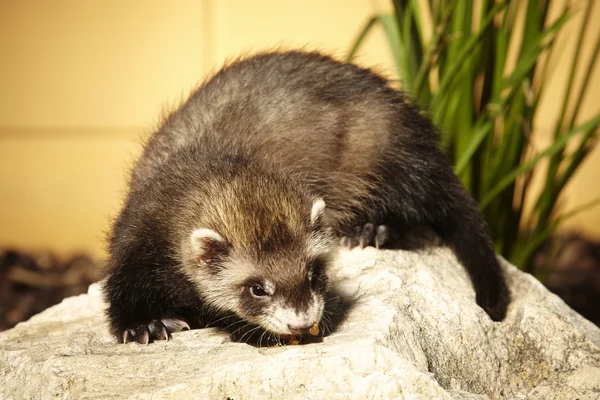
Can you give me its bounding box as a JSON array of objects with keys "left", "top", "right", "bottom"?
[{"left": 134, "top": 53, "right": 403, "bottom": 179}]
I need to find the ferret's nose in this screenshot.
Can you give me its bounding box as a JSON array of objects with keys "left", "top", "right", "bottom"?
[{"left": 288, "top": 323, "right": 313, "bottom": 335}]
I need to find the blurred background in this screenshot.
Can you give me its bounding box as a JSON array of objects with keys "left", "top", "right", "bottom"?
[{"left": 1, "top": 0, "right": 599, "bottom": 329}]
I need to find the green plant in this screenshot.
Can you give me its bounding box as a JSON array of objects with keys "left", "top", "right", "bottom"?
[{"left": 348, "top": 0, "right": 600, "bottom": 271}]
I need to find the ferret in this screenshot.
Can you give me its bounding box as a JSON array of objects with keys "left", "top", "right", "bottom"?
[{"left": 103, "top": 50, "right": 510, "bottom": 345}]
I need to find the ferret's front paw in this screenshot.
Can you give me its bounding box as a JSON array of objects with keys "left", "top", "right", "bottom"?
[
  {"left": 121, "top": 318, "right": 190, "bottom": 344},
  {"left": 340, "top": 223, "right": 391, "bottom": 249}
]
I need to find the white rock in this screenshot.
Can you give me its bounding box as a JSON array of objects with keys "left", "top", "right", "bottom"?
[{"left": 1, "top": 247, "right": 599, "bottom": 399}]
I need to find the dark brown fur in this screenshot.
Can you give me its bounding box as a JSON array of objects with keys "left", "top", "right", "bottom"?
[{"left": 104, "top": 50, "right": 510, "bottom": 344}]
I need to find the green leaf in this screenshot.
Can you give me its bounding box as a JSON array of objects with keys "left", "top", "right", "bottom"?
[
  {"left": 481, "top": 115, "right": 600, "bottom": 208},
  {"left": 502, "top": 10, "right": 570, "bottom": 89},
  {"left": 431, "top": 1, "right": 508, "bottom": 110},
  {"left": 347, "top": 16, "right": 377, "bottom": 62}
]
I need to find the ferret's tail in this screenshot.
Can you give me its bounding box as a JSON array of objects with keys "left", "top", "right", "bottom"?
[{"left": 433, "top": 196, "right": 510, "bottom": 321}]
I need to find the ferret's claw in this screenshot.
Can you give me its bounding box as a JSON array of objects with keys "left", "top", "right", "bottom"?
[
  {"left": 374, "top": 225, "right": 389, "bottom": 249},
  {"left": 135, "top": 326, "right": 150, "bottom": 345},
  {"left": 340, "top": 223, "right": 391, "bottom": 249},
  {"left": 161, "top": 318, "right": 190, "bottom": 333},
  {"left": 120, "top": 318, "right": 190, "bottom": 344},
  {"left": 148, "top": 320, "right": 170, "bottom": 341},
  {"left": 122, "top": 329, "right": 133, "bottom": 344}
]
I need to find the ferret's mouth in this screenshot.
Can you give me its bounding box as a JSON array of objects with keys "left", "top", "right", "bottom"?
[
  {"left": 279, "top": 322, "right": 321, "bottom": 345},
  {"left": 223, "top": 318, "right": 323, "bottom": 347}
]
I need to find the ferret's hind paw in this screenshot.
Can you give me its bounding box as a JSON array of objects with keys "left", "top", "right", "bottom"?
[
  {"left": 340, "top": 223, "right": 391, "bottom": 249},
  {"left": 121, "top": 318, "right": 190, "bottom": 344}
]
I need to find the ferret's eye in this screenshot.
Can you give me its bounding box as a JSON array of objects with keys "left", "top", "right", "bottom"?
[{"left": 250, "top": 285, "right": 267, "bottom": 297}]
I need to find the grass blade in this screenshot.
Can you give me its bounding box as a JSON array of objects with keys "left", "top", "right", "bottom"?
[
  {"left": 347, "top": 17, "right": 377, "bottom": 62},
  {"left": 431, "top": 2, "right": 508, "bottom": 110},
  {"left": 481, "top": 114, "right": 600, "bottom": 208}
]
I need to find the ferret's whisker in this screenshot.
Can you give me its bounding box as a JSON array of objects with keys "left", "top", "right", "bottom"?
[{"left": 239, "top": 325, "right": 262, "bottom": 344}]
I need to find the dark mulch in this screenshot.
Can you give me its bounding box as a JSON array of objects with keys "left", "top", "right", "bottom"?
[
  {"left": 534, "top": 233, "right": 600, "bottom": 326},
  {"left": 0, "top": 249, "right": 104, "bottom": 331}
]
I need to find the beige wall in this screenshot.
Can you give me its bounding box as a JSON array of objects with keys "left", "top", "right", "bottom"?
[
  {"left": 0, "top": 0, "right": 598, "bottom": 258},
  {"left": 531, "top": 0, "right": 600, "bottom": 234}
]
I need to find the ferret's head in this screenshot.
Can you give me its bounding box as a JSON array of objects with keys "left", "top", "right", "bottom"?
[{"left": 180, "top": 187, "right": 335, "bottom": 336}]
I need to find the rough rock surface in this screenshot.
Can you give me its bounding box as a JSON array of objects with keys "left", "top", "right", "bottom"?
[{"left": 1, "top": 247, "right": 599, "bottom": 399}]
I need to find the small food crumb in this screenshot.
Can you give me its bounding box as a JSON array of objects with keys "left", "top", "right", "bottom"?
[
  {"left": 309, "top": 322, "right": 319, "bottom": 336},
  {"left": 289, "top": 334, "right": 300, "bottom": 345}
]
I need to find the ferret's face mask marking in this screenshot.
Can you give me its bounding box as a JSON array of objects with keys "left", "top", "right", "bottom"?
[
  {"left": 236, "top": 256, "right": 328, "bottom": 335},
  {"left": 185, "top": 198, "right": 333, "bottom": 336}
]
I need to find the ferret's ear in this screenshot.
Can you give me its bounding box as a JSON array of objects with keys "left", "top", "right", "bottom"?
[
  {"left": 311, "top": 198, "right": 326, "bottom": 225},
  {"left": 190, "top": 228, "right": 229, "bottom": 265}
]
